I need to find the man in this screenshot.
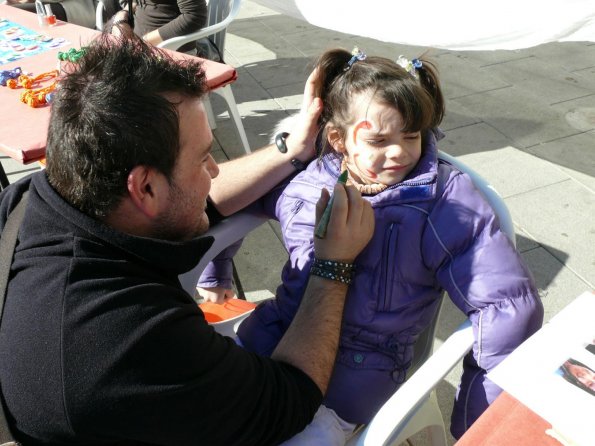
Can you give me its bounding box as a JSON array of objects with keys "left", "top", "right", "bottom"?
[{"left": 0, "top": 35, "right": 374, "bottom": 445}]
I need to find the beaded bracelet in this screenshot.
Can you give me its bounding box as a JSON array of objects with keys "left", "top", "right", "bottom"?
[
  {"left": 0, "top": 67, "right": 22, "bottom": 87},
  {"left": 20, "top": 81, "right": 57, "bottom": 108},
  {"left": 310, "top": 258, "right": 355, "bottom": 285},
  {"left": 6, "top": 70, "right": 58, "bottom": 89}
]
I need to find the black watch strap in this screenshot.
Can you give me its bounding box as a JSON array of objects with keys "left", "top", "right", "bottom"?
[
  {"left": 274, "top": 132, "right": 307, "bottom": 172},
  {"left": 290, "top": 158, "right": 307, "bottom": 171}
]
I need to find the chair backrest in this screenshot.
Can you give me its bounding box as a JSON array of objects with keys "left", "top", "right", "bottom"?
[
  {"left": 205, "top": 0, "right": 234, "bottom": 55},
  {"left": 95, "top": 0, "right": 122, "bottom": 31},
  {"left": 95, "top": 0, "right": 242, "bottom": 53},
  {"left": 157, "top": 0, "right": 242, "bottom": 52},
  {"left": 178, "top": 211, "right": 268, "bottom": 295}
]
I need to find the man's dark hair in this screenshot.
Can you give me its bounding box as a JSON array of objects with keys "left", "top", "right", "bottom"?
[{"left": 46, "top": 34, "right": 208, "bottom": 219}]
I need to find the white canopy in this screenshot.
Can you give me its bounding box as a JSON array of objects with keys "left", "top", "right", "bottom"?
[{"left": 253, "top": 0, "right": 595, "bottom": 50}]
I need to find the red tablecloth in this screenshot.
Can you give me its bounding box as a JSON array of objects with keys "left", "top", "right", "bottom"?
[
  {"left": 455, "top": 392, "right": 564, "bottom": 446},
  {"left": 0, "top": 4, "right": 236, "bottom": 164}
]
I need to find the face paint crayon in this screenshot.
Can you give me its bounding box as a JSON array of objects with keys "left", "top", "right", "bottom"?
[{"left": 314, "top": 170, "right": 349, "bottom": 239}]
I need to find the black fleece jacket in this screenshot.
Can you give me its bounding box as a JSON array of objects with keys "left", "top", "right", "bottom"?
[{"left": 0, "top": 172, "right": 321, "bottom": 445}]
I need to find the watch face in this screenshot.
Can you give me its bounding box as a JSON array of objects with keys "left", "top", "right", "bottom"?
[{"left": 275, "top": 132, "right": 289, "bottom": 153}]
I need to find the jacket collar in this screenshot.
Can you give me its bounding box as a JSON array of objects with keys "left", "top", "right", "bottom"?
[{"left": 32, "top": 172, "right": 213, "bottom": 275}]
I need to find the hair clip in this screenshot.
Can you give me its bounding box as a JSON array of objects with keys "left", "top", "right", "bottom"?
[
  {"left": 396, "top": 55, "right": 422, "bottom": 79},
  {"left": 0, "top": 67, "right": 22, "bottom": 86},
  {"left": 345, "top": 47, "right": 367, "bottom": 71}
]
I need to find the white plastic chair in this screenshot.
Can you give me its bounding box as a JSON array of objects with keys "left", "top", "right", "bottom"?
[
  {"left": 157, "top": 0, "right": 251, "bottom": 154},
  {"left": 95, "top": 0, "right": 251, "bottom": 154},
  {"left": 179, "top": 211, "right": 268, "bottom": 295},
  {"left": 346, "top": 151, "right": 516, "bottom": 446}
]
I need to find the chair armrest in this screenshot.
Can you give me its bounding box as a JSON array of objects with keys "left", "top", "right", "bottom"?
[
  {"left": 353, "top": 319, "right": 474, "bottom": 445},
  {"left": 157, "top": 0, "right": 242, "bottom": 51},
  {"left": 178, "top": 211, "right": 269, "bottom": 294}
]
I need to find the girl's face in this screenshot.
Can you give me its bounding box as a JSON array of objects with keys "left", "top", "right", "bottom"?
[
  {"left": 330, "top": 93, "right": 422, "bottom": 186},
  {"left": 567, "top": 362, "right": 595, "bottom": 392}
]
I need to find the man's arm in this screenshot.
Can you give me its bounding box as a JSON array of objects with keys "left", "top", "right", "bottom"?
[
  {"left": 209, "top": 70, "right": 323, "bottom": 216},
  {"left": 272, "top": 184, "right": 375, "bottom": 393}
]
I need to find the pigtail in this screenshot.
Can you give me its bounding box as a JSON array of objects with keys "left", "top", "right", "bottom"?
[
  {"left": 416, "top": 58, "right": 445, "bottom": 128},
  {"left": 312, "top": 49, "right": 354, "bottom": 156}
]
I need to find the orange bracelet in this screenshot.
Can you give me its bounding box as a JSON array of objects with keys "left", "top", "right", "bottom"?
[
  {"left": 7, "top": 70, "right": 59, "bottom": 89},
  {"left": 20, "top": 80, "right": 57, "bottom": 108}
]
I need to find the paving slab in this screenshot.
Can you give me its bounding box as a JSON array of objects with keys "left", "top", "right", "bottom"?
[
  {"left": 452, "top": 85, "right": 584, "bottom": 148},
  {"left": 455, "top": 146, "right": 570, "bottom": 198},
  {"left": 479, "top": 56, "right": 595, "bottom": 105},
  {"left": 506, "top": 180, "right": 595, "bottom": 286},
  {"left": 432, "top": 52, "right": 511, "bottom": 100},
  {"left": 521, "top": 246, "right": 593, "bottom": 321},
  {"left": 524, "top": 129, "right": 595, "bottom": 177},
  {"left": 231, "top": 221, "right": 286, "bottom": 298},
  {"left": 439, "top": 121, "right": 515, "bottom": 156}
]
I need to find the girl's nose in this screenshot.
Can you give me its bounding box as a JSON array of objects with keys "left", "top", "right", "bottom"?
[{"left": 386, "top": 144, "right": 403, "bottom": 159}]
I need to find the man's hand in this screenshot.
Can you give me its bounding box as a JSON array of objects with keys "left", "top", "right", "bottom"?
[
  {"left": 284, "top": 68, "right": 323, "bottom": 162},
  {"left": 314, "top": 184, "right": 374, "bottom": 262}
]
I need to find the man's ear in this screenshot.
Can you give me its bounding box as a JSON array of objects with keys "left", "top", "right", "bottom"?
[
  {"left": 327, "top": 126, "right": 346, "bottom": 153},
  {"left": 126, "top": 166, "right": 168, "bottom": 218}
]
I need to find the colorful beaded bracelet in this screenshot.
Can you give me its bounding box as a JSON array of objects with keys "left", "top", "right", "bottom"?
[{"left": 310, "top": 258, "right": 355, "bottom": 285}]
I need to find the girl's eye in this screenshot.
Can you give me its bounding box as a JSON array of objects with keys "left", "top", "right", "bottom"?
[{"left": 366, "top": 139, "right": 383, "bottom": 146}]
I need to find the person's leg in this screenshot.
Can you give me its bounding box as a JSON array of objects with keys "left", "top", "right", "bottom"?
[{"left": 279, "top": 405, "right": 357, "bottom": 446}]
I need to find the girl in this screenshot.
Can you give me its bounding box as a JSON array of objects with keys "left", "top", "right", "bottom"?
[{"left": 198, "top": 48, "right": 544, "bottom": 444}]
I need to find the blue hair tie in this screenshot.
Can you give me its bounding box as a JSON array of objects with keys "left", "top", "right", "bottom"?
[
  {"left": 345, "top": 47, "right": 367, "bottom": 71},
  {"left": 396, "top": 56, "right": 422, "bottom": 79}
]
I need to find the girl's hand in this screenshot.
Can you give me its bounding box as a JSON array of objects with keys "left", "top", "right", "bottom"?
[{"left": 197, "top": 287, "right": 236, "bottom": 304}]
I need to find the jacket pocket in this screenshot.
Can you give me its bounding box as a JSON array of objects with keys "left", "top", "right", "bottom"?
[{"left": 281, "top": 199, "right": 304, "bottom": 236}]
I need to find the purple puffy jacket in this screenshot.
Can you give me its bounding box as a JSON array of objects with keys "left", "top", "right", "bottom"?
[{"left": 199, "top": 131, "right": 543, "bottom": 437}]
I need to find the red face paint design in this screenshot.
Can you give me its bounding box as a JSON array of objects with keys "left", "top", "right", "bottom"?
[{"left": 351, "top": 120, "right": 378, "bottom": 180}]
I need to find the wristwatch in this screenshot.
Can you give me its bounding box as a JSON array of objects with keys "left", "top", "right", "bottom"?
[{"left": 275, "top": 132, "right": 307, "bottom": 171}]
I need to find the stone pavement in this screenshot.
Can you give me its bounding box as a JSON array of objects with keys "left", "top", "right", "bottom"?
[
  {"left": 208, "top": 1, "right": 595, "bottom": 444},
  {"left": 1, "top": 1, "right": 593, "bottom": 443}
]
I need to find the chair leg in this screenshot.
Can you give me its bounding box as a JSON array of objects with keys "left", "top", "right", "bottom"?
[
  {"left": 427, "top": 422, "right": 448, "bottom": 446},
  {"left": 386, "top": 391, "right": 447, "bottom": 446},
  {"left": 204, "top": 95, "right": 218, "bottom": 130},
  {"left": 212, "top": 84, "right": 251, "bottom": 154}
]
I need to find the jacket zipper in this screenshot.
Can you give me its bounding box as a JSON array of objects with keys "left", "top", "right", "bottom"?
[
  {"left": 386, "top": 177, "right": 434, "bottom": 190},
  {"left": 382, "top": 222, "right": 399, "bottom": 311}
]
